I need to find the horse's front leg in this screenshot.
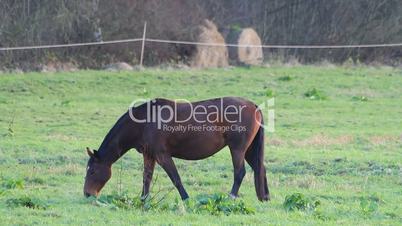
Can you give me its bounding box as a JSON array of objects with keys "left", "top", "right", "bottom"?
[
  {"left": 141, "top": 153, "right": 155, "bottom": 201},
  {"left": 156, "top": 154, "right": 189, "bottom": 200}
]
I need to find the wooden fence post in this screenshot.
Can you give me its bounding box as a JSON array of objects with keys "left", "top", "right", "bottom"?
[{"left": 140, "top": 21, "right": 147, "bottom": 68}]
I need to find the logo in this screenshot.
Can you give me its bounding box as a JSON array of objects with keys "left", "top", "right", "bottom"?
[{"left": 128, "top": 98, "right": 275, "bottom": 133}]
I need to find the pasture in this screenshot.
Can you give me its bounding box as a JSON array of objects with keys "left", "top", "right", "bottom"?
[{"left": 0, "top": 66, "right": 401, "bottom": 225}]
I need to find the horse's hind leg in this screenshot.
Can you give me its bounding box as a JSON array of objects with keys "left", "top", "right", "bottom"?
[
  {"left": 228, "top": 146, "right": 247, "bottom": 198},
  {"left": 156, "top": 154, "right": 189, "bottom": 200},
  {"left": 245, "top": 151, "right": 270, "bottom": 201}
]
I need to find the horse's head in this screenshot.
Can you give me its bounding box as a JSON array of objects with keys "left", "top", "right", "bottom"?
[{"left": 83, "top": 147, "right": 111, "bottom": 197}]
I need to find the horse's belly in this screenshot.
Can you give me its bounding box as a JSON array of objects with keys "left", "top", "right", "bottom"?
[
  {"left": 169, "top": 134, "right": 226, "bottom": 160},
  {"left": 172, "top": 145, "right": 226, "bottom": 160}
]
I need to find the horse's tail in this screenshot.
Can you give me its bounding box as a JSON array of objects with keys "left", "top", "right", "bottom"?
[{"left": 245, "top": 111, "right": 270, "bottom": 201}]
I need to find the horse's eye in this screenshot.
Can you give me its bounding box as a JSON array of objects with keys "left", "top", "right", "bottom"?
[{"left": 90, "top": 171, "right": 95, "bottom": 176}]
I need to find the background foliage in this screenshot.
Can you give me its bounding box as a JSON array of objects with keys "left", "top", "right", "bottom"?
[{"left": 0, "top": 0, "right": 401, "bottom": 68}]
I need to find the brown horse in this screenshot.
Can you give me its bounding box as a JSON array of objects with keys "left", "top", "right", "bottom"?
[{"left": 84, "top": 97, "right": 270, "bottom": 201}]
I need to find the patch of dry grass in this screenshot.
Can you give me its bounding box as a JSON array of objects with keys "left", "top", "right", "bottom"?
[
  {"left": 292, "top": 134, "right": 354, "bottom": 147},
  {"left": 369, "top": 135, "right": 399, "bottom": 145},
  {"left": 46, "top": 133, "right": 78, "bottom": 142}
]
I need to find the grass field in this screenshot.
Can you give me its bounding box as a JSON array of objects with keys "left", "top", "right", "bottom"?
[{"left": 0, "top": 66, "right": 401, "bottom": 225}]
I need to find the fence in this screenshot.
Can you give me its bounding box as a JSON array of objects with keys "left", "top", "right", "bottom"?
[{"left": 1, "top": 22, "right": 402, "bottom": 68}]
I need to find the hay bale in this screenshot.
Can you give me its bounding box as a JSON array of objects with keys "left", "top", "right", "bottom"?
[
  {"left": 190, "top": 20, "right": 228, "bottom": 68},
  {"left": 227, "top": 28, "right": 264, "bottom": 66}
]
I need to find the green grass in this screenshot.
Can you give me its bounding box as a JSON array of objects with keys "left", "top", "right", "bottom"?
[{"left": 0, "top": 65, "right": 401, "bottom": 225}]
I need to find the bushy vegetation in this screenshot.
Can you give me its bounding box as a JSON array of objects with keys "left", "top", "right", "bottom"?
[
  {"left": 184, "top": 193, "right": 255, "bottom": 215},
  {"left": 91, "top": 192, "right": 255, "bottom": 216},
  {"left": 1, "top": 1, "right": 401, "bottom": 69},
  {"left": 304, "top": 88, "right": 327, "bottom": 100},
  {"left": 91, "top": 193, "right": 145, "bottom": 210},
  {"left": 359, "top": 195, "right": 382, "bottom": 217},
  {"left": 278, "top": 75, "right": 293, "bottom": 82},
  {"left": 6, "top": 196, "right": 48, "bottom": 210},
  {"left": 1, "top": 177, "right": 24, "bottom": 190},
  {"left": 283, "top": 193, "right": 320, "bottom": 212},
  {"left": 352, "top": 96, "right": 369, "bottom": 102}
]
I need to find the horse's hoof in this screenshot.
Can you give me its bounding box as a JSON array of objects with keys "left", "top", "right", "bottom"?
[
  {"left": 140, "top": 194, "right": 149, "bottom": 201},
  {"left": 181, "top": 194, "right": 190, "bottom": 201},
  {"left": 229, "top": 193, "right": 238, "bottom": 199},
  {"left": 258, "top": 195, "right": 270, "bottom": 202}
]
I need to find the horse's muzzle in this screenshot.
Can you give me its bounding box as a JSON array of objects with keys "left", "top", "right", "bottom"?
[{"left": 84, "top": 190, "right": 98, "bottom": 198}]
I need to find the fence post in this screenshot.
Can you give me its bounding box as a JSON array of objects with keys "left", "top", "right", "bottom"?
[{"left": 139, "top": 21, "right": 147, "bottom": 68}]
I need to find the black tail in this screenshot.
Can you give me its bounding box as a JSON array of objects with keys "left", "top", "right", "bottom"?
[{"left": 245, "top": 114, "right": 270, "bottom": 201}]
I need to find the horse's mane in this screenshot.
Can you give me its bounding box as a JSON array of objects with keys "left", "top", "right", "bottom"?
[
  {"left": 97, "top": 100, "right": 150, "bottom": 156},
  {"left": 97, "top": 112, "right": 128, "bottom": 155}
]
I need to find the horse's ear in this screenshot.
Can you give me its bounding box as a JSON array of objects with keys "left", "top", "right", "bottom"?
[{"left": 86, "top": 147, "right": 95, "bottom": 158}]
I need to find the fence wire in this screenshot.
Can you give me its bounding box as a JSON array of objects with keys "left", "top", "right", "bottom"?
[{"left": 1, "top": 37, "right": 402, "bottom": 52}]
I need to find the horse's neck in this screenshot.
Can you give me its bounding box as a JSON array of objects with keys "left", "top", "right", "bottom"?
[
  {"left": 97, "top": 142, "right": 121, "bottom": 165},
  {"left": 98, "top": 112, "right": 140, "bottom": 165},
  {"left": 98, "top": 132, "right": 137, "bottom": 165}
]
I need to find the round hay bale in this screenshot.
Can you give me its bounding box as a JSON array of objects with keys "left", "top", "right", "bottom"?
[
  {"left": 190, "top": 20, "right": 229, "bottom": 68},
  {"left": 227, "top": 28, "right": 264, "bottom": 66}
]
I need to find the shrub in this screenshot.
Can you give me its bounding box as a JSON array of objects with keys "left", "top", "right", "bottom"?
[
  {"left": 265, "top": 89, "right": 275, "bottom": 98},
  {"left": 185, "top": 193, "right": 255, "bottom": 216},
  {"left": 283, "top": 193, "right": 320, "bottom": 212},
  {"left": 0, "top": 188, "right": 7, "bottom": 196},
  {"left": 92, "top": 192, "right": 255, "bottom": 216},
  {"left": 94, "top": 193, "right": 148, "bottom": 210},
  {"left": 304, "top": 88, "right": 327, "bottom": 100},
  {"left": 278, "top": 75, "right": 293, "bottom": 81},
  {"left": 6, "top": 196, "right": 48, "bottom": 210},
  {"left": 360, "top": 195, "right": 381, "bottom": 216},
  {"left": 1, "top": 177, "right": 24, "bottom": 189},
  {"left": 352, "top": 96, "right": 368, "bottom": 101}
]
